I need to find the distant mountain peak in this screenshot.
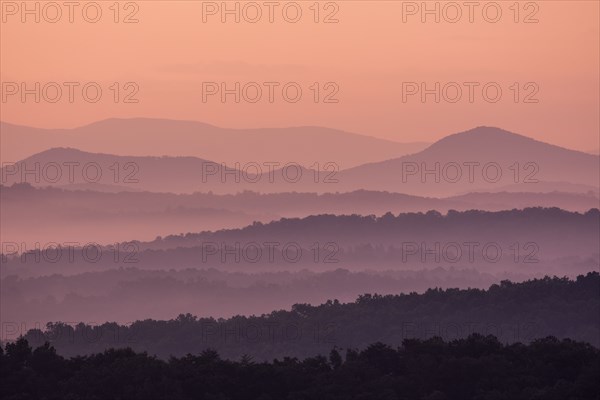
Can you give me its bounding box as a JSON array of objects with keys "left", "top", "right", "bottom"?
[
  {"left": 441, "top": 126, "right": 532, "bottom": 141},
  {"left": 422, "top": 126, "right": 569, "bottom": 155},
  {"left": 79, "top": 117, "right": 219, "bottom": 131},
  {"left": 36, "top": 147, "right": 86, "bottom": 155}
]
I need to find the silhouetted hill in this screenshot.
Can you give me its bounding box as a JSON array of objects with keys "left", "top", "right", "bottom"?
[
  {"left": 4, "top": 126, "right": 597, "bottom": 196},
  {"left": 2, "top": 207, "right": 597, "bottom": 277},
  {"left": 339, "top": 126, "right": 599, "bottom": 196},
  {"left": 0, "top": 119, "right": 429, "bottom": 169},
  {"left": 0, "top": 147, "right": 339, "bottom": 194},
  {"left": 2, "top": 183, "right": 598, "bottom": 246},
  {"left": 0, "top": 267, "right": 538, "bottom": 329},
  {"left": 4, "top": 332, "right": 598, "bottom": 400},
  {"left": 1, "top": 147, "right": 227, "bottom": 193},
  {"left": 18, "top": 272, "right": 600, "bottom": 360}
]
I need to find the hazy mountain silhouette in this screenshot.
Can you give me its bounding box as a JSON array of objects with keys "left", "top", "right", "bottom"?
[
  {"left": 338, "top": 126, "right": 600, "bottom": 196},
  {"left": 474, "top": 181, "right": 599, "bottom": 196},
  {"left": 1, "top": 267, "right": 532, "bottom": 329},
  {"left": 1, "top": 147, "right": 246, "bottom": 194},
  {"left": 1, "top": 147, "right": 348, "bottom": 194},
  {"left": 0, "top": 183, "right": 271, "bottom": 246},
  {"left": 448, "top": 191, "right": 600, "bottom": 211},
  {"left": 2, "top": 184, "right": 598, "bottom": 246},
  {"left": 0, "top": 119, "right": 429, "bottom": 169},
  {"left": 3, "top": 208, "right": 597, "bottom": 279},
  {"left": 3, "top": 126, "right": 597, "bottom": 196},
  {"left": 56, "top": 182, "right": 143, "bottom": 192}
]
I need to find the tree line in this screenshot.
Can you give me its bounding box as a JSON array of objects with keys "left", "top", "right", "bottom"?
[{"left": 2, "top": 333, "right": 598, "bottom": 400}]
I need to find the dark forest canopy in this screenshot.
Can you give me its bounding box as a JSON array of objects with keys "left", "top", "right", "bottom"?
[
  {"left": 2, "top": 334, "right": 598, "bottom": 400},
  {"left": 16, "top": 272, "right": 600, "bottom": 361}
]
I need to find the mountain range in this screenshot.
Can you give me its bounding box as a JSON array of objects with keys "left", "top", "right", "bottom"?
[
  {"left": 2, "top": 183, "right": 598, "bottom": 246},
  {"left": 0, "top": 119, "right": 429, "bottom": 169},
  {"left": 2, "top": 124, "right": 597, "bottom": 196}
]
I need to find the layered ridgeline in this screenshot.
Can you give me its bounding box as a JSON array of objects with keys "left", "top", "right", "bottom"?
[
  {"left": 0, "top": 119, "right": 429, "bottom": 169},
  {"left": 16, "top": 272, "right": 600, "bottom": 361},
  {"left": 2, "top": 183, "right": 598, "bottom": 246},
  {"left": 2, "top": 208, "right": 597, "bottom": 277},
  {"left": 2, "top": 126, "right": 598, "bottom": 196},
  {"left": 0, "top": 267, "right": 563, "bottom": 330}
]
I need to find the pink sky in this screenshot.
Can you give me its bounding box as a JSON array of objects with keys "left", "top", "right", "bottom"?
[{"left": 1, "top": 1, "right": 599, "bottom": 151}]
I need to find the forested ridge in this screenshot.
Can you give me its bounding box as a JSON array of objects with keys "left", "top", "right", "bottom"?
[
  {"left": 17, "top": 272, "right": 600, "bottom": 361},
  {"left": 2, "top": 333, "right": 598, "bottom": 400}
]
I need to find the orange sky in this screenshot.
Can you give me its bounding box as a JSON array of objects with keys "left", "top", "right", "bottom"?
[{"left": 1, "top": 0, "right": 599, "bottom": 151}]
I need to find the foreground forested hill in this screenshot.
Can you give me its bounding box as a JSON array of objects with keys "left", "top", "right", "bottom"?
[
  {"left": 2, "top": 334, "right": 598, "bottom": 400},
  {"left": 18, "top": 272, "right": 600, "bottom": 361}
]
